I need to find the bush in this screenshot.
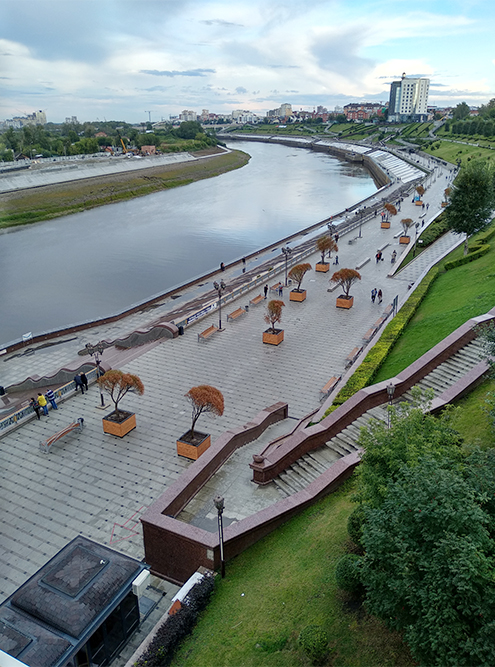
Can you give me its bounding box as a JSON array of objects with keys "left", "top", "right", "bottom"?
[
  {"left": 444, "top": 243, "right": 490, "bottom": 270},
  {"left": 347, "top": 505, "right": 365, "bottom": 547},
  {"left": 298, "top": 624, "right": 329, "bottom": 665},
  {"left": 335, "top": 554, "right": 364, "bottom": 596},
  {"left": 135, "top": 574, "right": 215, "bottom": 666}
]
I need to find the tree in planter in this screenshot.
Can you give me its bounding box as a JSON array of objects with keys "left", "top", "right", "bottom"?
[
  {"left": 264, "top": 299, "right": 285, "bottom": 333},
  {"left": 288, "top": 262, "right": 312, "bottom": 292},
  {"left": 97, "top": 370, "right": 144, "bottom": 419},
  {"left": 316, "top": 236, "right": 338, "bottom": 264},
  {"left": 383, "top": 202, "right": 397, "bottom": 221},
  {"left": 415, "top": 184, "right": 425, "bottom": 200},
  {"left": 330, "top": 268, "right": 361, "bottom": 299},
  {"left": 185, "top": 385, "right": 224, "bottom": 440},
  {"left": 445, "top": 160, "right": 495, "bottom": 254},
  {"left": 400, "top": 217, "right": 414, "bottom": 237},
  {"left": 443, "top": 187, "right": 451, "bottom": 204}
]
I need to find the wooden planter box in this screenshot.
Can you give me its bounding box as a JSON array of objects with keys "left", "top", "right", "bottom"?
[
  {"left": 441, "top": 202, "right": 447, "bottom": 207},
  {"left": 381, "top": 221, "right": 390, "bottom": 229},
  {"left": 336, "top": 296, "right": 354, "bottom": 309},
  {"left": 315, "top": 262, "right": 330, "bottom": 273},
  {"left": 176, "top": 431, "right": 211, "bottom": 460},
  {"left": 263, "top": 329, "right": 284, "bottom": 345},
  {"left": 289, "top": 289, "right": 307, "bottom": 302},
  {"left": 415, "top": 200, "right": 423, "bottom": 206},
  {"left": 102, "top": 411, "right": 136, "bottom": 437},
  {"left": 399, "top": 236, "right": 410, "bottom": 244}
]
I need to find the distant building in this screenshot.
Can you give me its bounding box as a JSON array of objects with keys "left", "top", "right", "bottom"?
[
  {"left": 388, "top": 73, "right": 430, "bottom": 122},
  {"left": 0, "top": 110, "right": 46, "bottom": 129},
  {"left": 65, "top": 115, "right": 78, "bottom": 125},
  {"left": 179, "top": 110, "right": 198, "bottom": 122},
  {"left": 140, "top": 145, "right": 156, "bottom": 155},
  {"left": 343, "top": 103, "right": 385, "bottom": 121}
]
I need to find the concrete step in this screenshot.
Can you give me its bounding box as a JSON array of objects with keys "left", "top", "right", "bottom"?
[
  {"left": 282, "top": 469, "right": 307, "bottom": 492},
  {"left": 292, "top": 461, "right": 319, "bottom": 483},
  {"left": 273, "top": 478, "right": 291, "bottom": 498},
  {"left": 310, "top": 447, "right": 342, "bottom": 465},
  {"left": 302, "top": 453, "right": 328, "bottom": 474},
  {"left": 278, "top": 472, "right": 304, "bottom": 495}
]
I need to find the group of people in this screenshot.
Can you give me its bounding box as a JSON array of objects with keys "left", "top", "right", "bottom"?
[
  {"left": 30, "top": 373, "right": 89, "bottom": 419},
  {"left": 371, "top": 288, "right": 383, "bottom": 305}
]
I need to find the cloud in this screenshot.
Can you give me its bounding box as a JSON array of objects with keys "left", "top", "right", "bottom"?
[
  {"left": 201, "top": 19, "right": 243, "bottom": 27},
  {"left": 140, "top": 69, "right": 216, "bottom": 77},
  {"left": 310, "top": 27, "right": 375, "bottom": 80},
  {"left": 236, "top": 86, "right": 248, "bottom": 94}
]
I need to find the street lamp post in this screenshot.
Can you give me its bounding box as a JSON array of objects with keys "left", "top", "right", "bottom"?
[
  {"left": 413, "top": 222, "right": 420, "bottom": 257},
  {"left": 213, "top": 495, "right": 226, "bottom": 578},
  {"left": 213, "top": 280, "right": 226, "bottom": 330},
  {"left": 387, "top": 382, "right": 395, "bottom": 429},
  {"left": 281, "top": 247, "right": 292, "bottom": 286},
  {"left": 85, "top": 342, "right": 106, "bottom": 408}
]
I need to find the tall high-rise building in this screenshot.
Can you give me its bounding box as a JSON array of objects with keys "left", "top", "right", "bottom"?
[{"left": 388, "top": 73, "right": 430, "bottom": 122}]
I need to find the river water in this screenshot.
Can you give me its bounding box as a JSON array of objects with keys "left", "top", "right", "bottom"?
[{"left": 0, "top": 141, "right": 376, "bottom": 346}]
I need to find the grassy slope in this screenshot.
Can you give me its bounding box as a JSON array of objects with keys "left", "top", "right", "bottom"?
[
  {"left": 172, "top": 482, "right": 414, "bottom": 667},
  {"left": 0, "top": 150, "right": 250, "bottom": 229},
  {"left": 374, "top": 240, "right": 495, "bottom": 383}
]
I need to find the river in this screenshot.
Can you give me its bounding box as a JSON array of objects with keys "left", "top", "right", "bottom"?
[{"left": 0, "top": 141, "right": 377, "bottom": 346}]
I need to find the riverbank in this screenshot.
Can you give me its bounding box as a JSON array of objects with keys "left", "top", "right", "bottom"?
[{"left": 0, "top": 148, "right": 250, "bottom": 230}]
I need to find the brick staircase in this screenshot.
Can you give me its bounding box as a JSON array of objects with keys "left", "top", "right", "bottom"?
[{"left": 272, "top": 338, "right": 486, "bottom": 498}]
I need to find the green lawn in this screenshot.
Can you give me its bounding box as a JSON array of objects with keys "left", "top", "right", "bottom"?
[
  {"left": 171, "top": 481, "right": 414, "bottom": 667},
  {"left": 423, "top": 139, "right": 495, "bottom": 165},
  {"left": 450, "top": 378, "right": 495, "bottom": 450},
  {"left": 374, "top": 239, "right": 495, "bottom": 383}
]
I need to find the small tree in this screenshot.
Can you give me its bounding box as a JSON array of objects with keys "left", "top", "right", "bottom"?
[
  {"left": 444, "top": 187, "right": 451, "bottom": 203},
  {"left": 445, "top": 160, "right": 494, "bottom": 254},
  {"left": 97, "top": 370, "right": 144, "bottom": 418},
  {"left": 316, "top": 236, "right": 338, "bottom": 263},
  {"left": 185, "top": 385, "right": 224, "bottom": 439},
  {"left": 288, "top": 262, "right": 312, "bottom": 291},
  {"left": 401, "top": 218, "right": 414, "bottom": 236},
  {"left": 415, "top": 184, "right": 425, "bottom": 199},
  {"left": 330, "top": 268, "right": 361, "bottom": 298},
  {"left": 264, "top": 299, "right": 285, "bottom": 333},
  {"left": 383, "top": 202, "right": 397, "bottom": 221}
]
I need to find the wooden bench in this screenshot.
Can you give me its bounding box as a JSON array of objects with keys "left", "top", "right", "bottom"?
[
  {"left": 320, "top": 375, "right": 341, "bottom": 399},
  {"left": 383, "top": 304, "right": 393, "bottom": 317},
  {"left": 345, "top": 346, "right": 362, "bottom": 368},
  {"left": 249, "top": 294, "right": 264, "bottom": 306},
  {"left": 227, "top": 307, "right": 247, "bottom": 322},
  {"left": 373, "top": 316, "right": 387, "bottom": 329},
  {"left": 198, "top": 325, "right": 219, "bottom": 342},
  {"left": 270, "top": 282, "right": 283, "bottom": 292},
  {"left": 40, "top": 418, "right": 84, "bottom": 454},
  {"left": 363, "top": 327, "right": 378, "bottom": 344}
]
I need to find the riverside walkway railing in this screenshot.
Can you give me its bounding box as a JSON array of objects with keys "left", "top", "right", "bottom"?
[{"left": 0, "top": 367, "right": 99, "bottom": 437}]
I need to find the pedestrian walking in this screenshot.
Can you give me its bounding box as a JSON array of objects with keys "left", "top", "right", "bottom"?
[
  {"left": 422, "top": 202, "right": 425, "bottom": 210},
  {"left": 391, "top": 250, "right": 397, "bottom": 264},
  {"left": 264, "top": 284, "right": 268, "bottom": 299},
  {"left": 333, "top": 255, "right": 339, "bottom": 265},
  {"left": 426, "top": 203, "right": 429, "bottom": 210},
  {"left": 378, "top": 289, "right": 383, "bottom": 304},
  {"left": 80, "top": 372, "right": 89, "bottom": 392},
  {"left": 371, "top": 288, "right": 377, "bottom": 303},
  {"left": 45, "top": 389, "right": 58, "bottom": 410},
  {"left": 278, "top": 284, "right": 283, "bottom": 297},
  {"left": 220, "top": 262, "right": 225, "bottom": 271},
  {"left": 30, "top": 397, "right": 41, "bottom": 420},
  {"left": 74, "top": 374, "right": 84, "bottom": 394},
  {"left": 334, "top": 233, "right": 339, "bottom": 243},
  {"left": 37, "top": 392, "right": 49, "bottom": 416}
]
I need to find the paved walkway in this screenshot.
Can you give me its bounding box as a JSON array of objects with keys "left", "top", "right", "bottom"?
[{"left": 0, "top": 150, "right": 459, "bottom": 664}]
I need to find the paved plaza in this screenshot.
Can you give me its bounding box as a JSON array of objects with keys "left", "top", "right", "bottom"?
[{"left": 0, "top": 149, "right": 460, "bottom": 667}]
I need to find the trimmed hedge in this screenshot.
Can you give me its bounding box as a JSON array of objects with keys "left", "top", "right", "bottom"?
[
  {"left": 335, "top": 554, "right": 364, "bottom": 596},
  {"left": 444, "top": 243, "right": 490, "bottom": 270},
  {"left": 135, "top": 574, "right": 215, "bottom": 667},
  {"left": 298, "top": 625, "right": 329, "bottom": 665},
  {"left": 323, "top": 268, "right": 439, "bottom": 416}
]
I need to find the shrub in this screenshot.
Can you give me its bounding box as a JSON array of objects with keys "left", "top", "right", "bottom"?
[
  {"left": 135, "top": 575, "right": 215, "bottom": 667},
  {"left": 347, "top": 504, "right": 366, "bottom": 547},
  {"left": 335, "top": 554, "right": 364, "bottom": 596},
  {"left": 298, "top": 624, "right": 329, "bottom": 665}
]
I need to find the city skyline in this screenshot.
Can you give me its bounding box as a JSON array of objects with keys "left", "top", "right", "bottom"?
[{"left": 1, "top": 0, "right": 494, "bottom": 124}]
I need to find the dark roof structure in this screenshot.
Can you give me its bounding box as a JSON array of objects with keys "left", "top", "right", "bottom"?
[{"left": 0, "top": 536, "right": 146, "bottom": 667}]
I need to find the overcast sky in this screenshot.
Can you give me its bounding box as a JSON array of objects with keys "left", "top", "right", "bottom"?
[{"left": 1, "top": 0, "right": 494, "bottom": 124}]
